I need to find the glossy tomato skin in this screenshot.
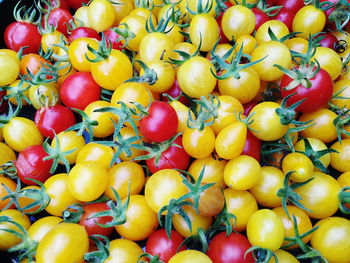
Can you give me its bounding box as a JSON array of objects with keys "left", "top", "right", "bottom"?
[
  {"left": 35, "top": 104, "right": 76, "bottom": 139},
  {"left": 78, "top": 202, "right": 114, "bottom": 238},
  {"left": 280, "top": 67, "right": 333, "bottom": 113},
  {"left": 275, "top": 8, "right": 295, "bottom": 32},
  {"left": 252, "top": 8, "right": 270, "bottom": 32},
  {"left": 317, "top": 32, "right": 338, "bottom": 50},
  {"left": 4, "top": 22, "right": 41, "bottom": 54},
  {"left": 68, "top": 27, "right": 100, "bottom": 42},
  {"left": 140, "top": 101, "right": 178, "bottom": 143},
  {"left": 161, "top": 78, "right": 190, "bottom": 106},
  {"left": 146, "top": 136, "right": 190, "bottom": 174},
  {"left": 60, "top": 72, "right": 101, "bottom": 110},
  {"left": 102, "top": 28, "right": 124, "bottom": 50},
  {"left": 207, "top": 231, "right": 254, "bottom": 263},
  {"left": 15, "top": 145, "right": 53, "bottom": 185},
  {"left": 277, "top": 0, "right": 304, "bottom": 13},
  {"left": 67, "top": 0, "right": 90, "bottom": 9},
  {"left": 42, "top": 8, "right": 73, "bottom": 37},
  {"left": 146, "top": 229, "right": 186, "bottom": 262}
]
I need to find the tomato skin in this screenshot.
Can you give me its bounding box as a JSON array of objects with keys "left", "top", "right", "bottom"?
[
  {"left": 207, "top": 231, "right": 254, "bottom": 263},
  {"left": 42, "top": 8, "right": 73, "bottom": 37},
  {"left": 78, "top": 202, "right": 114, "bottom": 238},
  {"left": 68, "top": 27, "right": 100, "bottom": 42},
  {"left": 281, "top": 152, "right": 314, "bottom": 183},
  {"left": 140, "top": 101, "right": 178, "bottom": 142},
  {"left": 105, "top": 238, "right": 144, "bottom": 263},
  {"left": 60, "top": 72, "right": 101, "bottom": 110},
  {"left": 280, "top": 67, "right": 333, "bottom": 113},
  {"left": 247, "top": 209, "right": 285, "bottom": 251},
  {"left": 28, "top": 216, "right": 63, "bottom": 243},
  {"left": 35, "top": 104, "right": 76, "bottom": 139},
  {"left": 67, "top": 0, "right": 90, "bottom": 9},
  {"left": 241, "top": 130, "right": 261, "bottom": 162},
  {"left": 146, "top": 136, "right": 190, "bottom": 174},
  {"left": 293, "top": 5, "right": 326, "bottom": 39},
  {"left": 275, "top": 8, "right": 295, "bottom": 32},
  {"left": 252, "top": 8, "right": 270, "bottom": 32},
  {"left": 182, "top": 126, "right": 216, "bottom": 159},
  {"left": 0, "top": 175, "right": 17, "bottom": 210},
  {"left": 168, "top": 250, "right": 213, "bottom": 263},
  {"left": 310, "top": 217, "right": 350, "bottom": 263},
  {"left": 36, "top": 223, "right": 89, "bottom": 263},
  {"left": 4, "top": 22, "right": 41, "bottom": 54},
  {"left": 76, "top": 142, "right": 114, "bottom": 170},
  {"left": 15, "top": 145, "right": 53, "bottom": 185},
  {"left": 146, "top": 229, "right": 186, "bottom": 262},
  {"left": 102, "top": 28, "right": 124, "bottom": 50},
  {"left": 87, "top": 0, "right": 116, "bottom": 33}
]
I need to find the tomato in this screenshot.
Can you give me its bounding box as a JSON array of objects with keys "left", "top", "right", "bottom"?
[
  {"left": 119, "top": 15, "right": 148, "bottom": 51},
  {"left": 224, "top": 188, "right": 258, "bottom": 232},
  {"left": 20, "top": 53, "right": 53, "bottom": 80},
  {"left": 68, "top": 26, "right": 100, "bottom": 43},
  {"left": 76, "top": 142, "right": 114, "bottom": 170},
  {"left": 117, "top": 126, "right": 146, "bottom": 162},
  {"left": 182, "top": 126, "right": 216, "bottom": 159},
  {"left": 207, "top": 231, "right": 254, "bottom": 263},
  {"left": 188, "top": 154, "right": 227, "bottom": 187},
  {"left": 146, "top": 136, "right": 190, "bottom": 174},
  {"left": 0, "top": 175, "right": 16, "bottom": 210},
  {"left": 224, "top": 155, "right": 262, "bottom": 190},
  {"left": 68, "top": 37, "right": 99, "bottom": 72},
  {"left": 251, "top": 41, "right": 291, "bottom": 82},
  {"left": 0, "top": 142, "right": 16, "bottom": 165},
  {"left": 28, "top": 216, "right": 62, "bottom": 242},
  {"left": 312, "top": 47, "right": 342, "bottom": 81},
  {"left": 298, "top": 108, "right": 337, "bottom": 143},
  {"left": 268, "top": 249, "right": 299, "bottom": 263},
  {"left": 281, "top": 152, "right": 314, "bottom": 183},
  {"left": 2, "top": 116, "right": 43, "bottom": 153},
  {"left": 60, "top": 72, "right": 101, "bottom": 110},
  {"left": 330, "top": 139, "right": 350, "bottom": 172},
  {"left": 249, "top": 166, "right": 284, "bottom": 208},
  {"left": 241, "top": 130, "right": 261, "bottom": 162},
  {"left": 44, "top": 173, "right": 80, "bottom": 217},
  {"left": 36, "top": 223, "right": 89, "bottom": 263},
  {"left": 196, "top": 185, "right": 225, "bottom": 217},
  {"left": 28, "top": 83, "right": 59, "bottom": 110},
  {"left": 67, "top": 0, "right": 89, "bottom": 9},
  {"left": 145, "top": 229, "right": 186, "bottom": 262},
  {"left": 41, "top": 30, "right": 68, "bottom": 59},
  {"left": 272, "top": 206, "right": 313, "bottom": 249},
  {"left": 139, "top": 32, "right": 174, "bottom": 63},
  {"left": 105, "top": 238, "right": 144, "bottom": 263},
  {"left": 35, "top": 104, "right": 76, "bottom": 139},
  {"left": 292, "top": 5, "right": 326, "bottom": 39},
  {"left": 41, "top": 7, "right": 73, "bottom": 37},
  {"left": 90, "top": 49, "right": 133, "bottom": 91},
  {"left": 87, "top": 0, "right": 116, "bottom": 32},
  {"left": 275, "top": 8, "right": 295, "bottom": 32},
  {"left": 67, "top": 161, "right": 108, "bottom": 202},
  {"left": 144, "top": 169, "right": 188, "bottom": 214},
  {"left": 311, "top": 217, "right": 350, "bottom": 263},
  {"left": 105, "top": 161, "right": 145, "bottom": 201},
  {"left": 169, "top": 100, "right": 192, "bottom": 133},
  {"left": 51, "top": 130, "right": 86, "bottom": 165},
  {"left": 255, "top": 20, "right": 290, "bottom": 44},
  {"left": 4, "top": 19, "right": 41, "bottom": 54},
  {"left": 295, "top": 171, "right": 341, "bottom": 219},
  {"left": 168, "top": 250, "right": 213, "bottom": 263},
  {"left": 14, "top": 145, "right": 53, "bottom": 185},
  {"left": 177, "top": 56, "right": 217, "bottom": 98},
  {"left": 115, "top": 195, "right": 158, "bottom": 241},
  {"left": 78, "top": 202, "right": 114, "bottom": 238},
  {"left": 247, "top": 209, "right": 285, "bottom": 251},
  {"left": 221, "top": 5, "right": 255, "bottom": 41},
  {"left": 0, "top": 53, "right": 19, "bottom": 86},
  {"left": 0, "top": 209, "right": 31, "bottom": 251},
  {"left": 252, "top": 8, "right": 270, "bottom": 33},
  {"left": 331, "top": 79, "right": 350, "bottom": 109},
  {"left": 84, "top": 100, "right": 116, "bottom": 138},
  {"left": 111, "top": 0, "right": 134, "bottom": 25}
]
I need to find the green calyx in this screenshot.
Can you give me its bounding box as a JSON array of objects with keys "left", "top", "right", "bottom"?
[
  {"left": 21, "top": 61, "right": 60, "bottom": 85},
  {"left": 277, "top": 171, "right": 314, "bottom": 219},
  {"left": 66, "top": 108, "right": 98, "bottom": 143},
  {"left": 186, "top": 0, "right": 214, "bottom": 15},
  {"left": 1, "top": 79, "right": 31, "bottom": 110},
  {"left": 0, "top": 104, "right": 21, "bottom": 128},
  {"left": 84, "top": 234, "right": 111, "bottom": 263},
  {"left": 137, "top": 253, "right": 165, "bottom": 263},
  {"left": 0, "top": 216, "right": 38, "bottom": 263},
  {"left": 168, "top": 34, "right": 202, "bottom": 67},
  {"left": 88, "top": 186, "right": 130, "bottom": 228},
  {"left": 86, "top": 34, "right": 112, "bottom": 63},
  {"left": 42, "top": 133, "right": 76, "bottom": 174},
  {"left": 146, "top": 14, "right": 174, "bottom": 34},
  {"left": 210, "top": 40, "right": 265, "bottom": 80},
  {"left": 2, "top": 178, "right": 51, "bottom": 215},
  {"left": 332, "top": 108, "right": 350, "bottom": 144},
  {"left": 187, "top": 94, "right": 220, "bottom": 131},
  {"left": 13, "top": 1, "right": 41, "bottom": 25},
  {"left": 125, "top": 60, "right": 158, "bottom": 85},
  {"left": 134, "top": 0, "right": 154, "bottom": 10},
  {"left": 110, "top": 24, "right": 136, "bottom": 48},
  {"left": 253, "top": 0, "right": 283, "bottom": 17},
  {"left": 267, "top": 26, "right": 300, "bottom": 43},
  {"left": 62, "top": 203, "right": 85, "bottom": 223},
  {"left": 244, "top": 247, "right": 278, "bottom": 263}
]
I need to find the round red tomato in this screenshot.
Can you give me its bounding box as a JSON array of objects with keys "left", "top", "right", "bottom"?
[
  {"left": 280, "top": 66, "right": 333, "bottom": 113},
  {"left": 241, "top": 130, "right": 262, "bottom": 163},
  {"left": 139, "top": 101, "right": 178, "bottom": 143},
  {"left": 145, "top": 229, "right": 186, "bottom": 262},
  {"left": 60, "top": 72, "right": 101, "bottom": 110},
  {"left": 207, "top": 231, "right": 255, "bottom": 263},
  {"left": 68, "top": 27, "right": 100, "bottom": 43},
  {"left": 41, "top": 7, "right": 73, "bottom": 37}
]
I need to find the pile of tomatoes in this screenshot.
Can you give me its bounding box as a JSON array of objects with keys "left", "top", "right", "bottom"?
[{"left": 1, "top": 0, "right": 350, "bottom": 262}]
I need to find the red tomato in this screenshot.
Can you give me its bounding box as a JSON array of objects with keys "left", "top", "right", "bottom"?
[
  {"left": 275, "top": 7, "right": 295, "bottom": 32},
  {"left": 145, "top": 229, "right": 186, "bottom": 262},
  {"left": 280, "top": 67, "right": 333, "bottom": 113},
  {"left": 161, "top": 78, "right": 190, "bottom": 106},
  {"left": 35, "top": 104, "right": 76, "bottom": 139},
  {"left": 41, "top": 7, "right": 73, "bottom": 37},
  {"left": 252, "top": 8, "right": 270, "bottom": 32},
  {"left": 60, "top": 72, "right": 101, "bottom": 110},
  {"left": 66, "top": 0, "right": 90, "bottom": 9},
  {"left": 207, "top": 231, "right": 255, "bottom": 263},
  {"left": 139, "top": 101, "right": 178, "bottom": 143},
  {"left": 15, "top": 145, "right": 53, "bottom": 185},
  {"left": 68, "top": 27, "right": 101, "bottom": 43},
  {"left": 146, "top": 136, "right": 190, "bottom": 174},
  {"left": 102, "top": 28, "right": 124, "bottom": 50},
  {"left": 277, "top": 0, "right": 305, "bottom": 13},
  {"left": 317, "top": 32, "right": 338, "bottom": 50},
  {"left": 241, "top": 130, "right": 262, "bottom": 162}
]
